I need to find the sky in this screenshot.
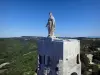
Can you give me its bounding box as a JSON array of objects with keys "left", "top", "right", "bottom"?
[{"left": 0, "top": 0, "right": 100, "bottom": 37}]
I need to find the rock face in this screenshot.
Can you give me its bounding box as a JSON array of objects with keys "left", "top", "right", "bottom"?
[{"left": 37, "top": 38, "right": 81, "bottom": 75}]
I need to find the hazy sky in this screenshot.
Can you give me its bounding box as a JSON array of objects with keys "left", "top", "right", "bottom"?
[{"left": 0, "top": 0, "right": 100, "bottom": 37}]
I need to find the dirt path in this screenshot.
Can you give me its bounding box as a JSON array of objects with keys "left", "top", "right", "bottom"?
[{"left": 0, "top": 62, "right": 10, "bottom": 69}]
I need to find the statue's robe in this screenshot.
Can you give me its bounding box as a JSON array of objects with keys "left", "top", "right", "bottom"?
[{"left": 47, "top": 18, "right": 55, "bottom": 37}]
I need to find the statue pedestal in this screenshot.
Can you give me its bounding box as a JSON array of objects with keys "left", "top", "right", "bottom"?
[
  {"left": 47, "top": 34, "right": 56, "bottom": 38},
  {"left": 37, "top": 38, "right": 81, "bottom": 75}
]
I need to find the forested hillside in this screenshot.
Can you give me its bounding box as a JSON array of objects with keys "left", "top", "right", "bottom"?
[{"left": 0, "top": 38, "right": 37, "bottom": 75}]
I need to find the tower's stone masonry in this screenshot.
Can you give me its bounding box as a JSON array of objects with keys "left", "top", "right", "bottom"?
[{"left": 37, "top": 38, "right": 81, "bottom": 75}]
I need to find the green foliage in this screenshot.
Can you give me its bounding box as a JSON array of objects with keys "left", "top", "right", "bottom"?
[{"left": 0, "top": 38, "right": 37, "bottom": 75}]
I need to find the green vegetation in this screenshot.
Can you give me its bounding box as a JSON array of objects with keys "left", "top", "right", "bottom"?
[
  {"left": 0, "top": 38, "right": 37, "bottom": 75},
  {"left": 80, "top": 39, "right": 100, "bottom": 75}
]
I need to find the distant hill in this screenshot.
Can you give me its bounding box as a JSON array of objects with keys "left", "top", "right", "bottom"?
[{"left": 87, "top": 36, "right": 100, "bottom": 38}]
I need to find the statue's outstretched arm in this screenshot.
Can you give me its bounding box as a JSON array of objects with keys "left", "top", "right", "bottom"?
[{"left": 46, "top": 22, "right": 49, "bottom": 27}]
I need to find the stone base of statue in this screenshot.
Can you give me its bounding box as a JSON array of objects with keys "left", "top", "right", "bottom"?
[
  {"left": 37, "top": 37, "right": 81, "bottom": 75},
  {"left": 47, "top": 35, "right": 56, "bottom": 39}
]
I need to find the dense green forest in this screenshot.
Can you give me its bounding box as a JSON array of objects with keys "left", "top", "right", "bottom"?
[{"left": 0, "top": 38, "right": 37, "bottom": 75}]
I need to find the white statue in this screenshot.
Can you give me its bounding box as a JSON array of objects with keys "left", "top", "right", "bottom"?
[{"left": 46, "top": 12, "right": 56, "bottom": 37}]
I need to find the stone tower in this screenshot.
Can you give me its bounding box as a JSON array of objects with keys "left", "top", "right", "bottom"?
[{"left": 37, "top": 37, "right": 81, "bottom": 75}]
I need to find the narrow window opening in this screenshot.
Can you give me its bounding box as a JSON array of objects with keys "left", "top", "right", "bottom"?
[
  {"left": 39, "top": 55, "right": 42, "bottom": 64},
  {"left": 44, "top": 55, "right": 45, "bottom": 64},
  {"left": 76, "top": 54, "right": 80, "bottom": 64}
]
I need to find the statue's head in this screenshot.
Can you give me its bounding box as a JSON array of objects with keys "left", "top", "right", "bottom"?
[{"left": 49, "top": 12, "right": 52, "bottom": 17}]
